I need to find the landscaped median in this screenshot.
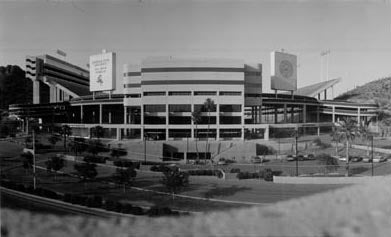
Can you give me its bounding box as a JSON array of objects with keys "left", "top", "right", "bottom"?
[{"left": 273, "top": 175, "right": 390, "bottom": 184}]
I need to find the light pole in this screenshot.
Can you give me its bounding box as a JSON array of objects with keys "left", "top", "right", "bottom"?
[
  {"left": 371, "top": 135, "right": 374, "bottom": 176},
  {"left": 320, "top": 49, "right": 331, "bottom": 82},
  {"left": 143, "top": 131, "right": 147, "bottom": 165},
  {"left": 32, "top": 129, "right": 37, "bottom": 190},
  {"left": 295, "top": 130, "right": 299, "bottom": 177}
]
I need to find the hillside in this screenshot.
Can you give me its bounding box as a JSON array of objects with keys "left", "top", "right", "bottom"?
[{"left": 334, "top": 77, "right": 391, "bottom": 106}]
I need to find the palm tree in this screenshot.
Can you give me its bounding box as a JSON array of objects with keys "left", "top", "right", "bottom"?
[
  {"left": 191, "top": 109, "right": 202, "bottom": 163},
  {"left": 358, "top": 121, "right": 371, "bottom": 156},
  {"left": 374, "top": 99, "right": 391, "bottom": 136},
  {"left": 331, "top": 127, "right": 341, "bottom": 157},
  {"left": 203, "top": 98, "right": 216, "bottom": 164},
  {"left": 93, "top": 125, "right": 104, "bottom": 141},
  {"left": 335, "top": 118, "right": 360, "bottom": 176},
  {"left": 60, "top": 125, "right": 72, "bottom": 151}
]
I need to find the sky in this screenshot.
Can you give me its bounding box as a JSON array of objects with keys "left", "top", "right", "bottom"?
[{"left": 1, "top": 0, "right": 391, "bottom": 96}]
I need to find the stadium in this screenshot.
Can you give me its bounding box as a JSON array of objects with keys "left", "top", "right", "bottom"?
[{"left": 9, "top": 51, "right": 378, "bottom": 161}]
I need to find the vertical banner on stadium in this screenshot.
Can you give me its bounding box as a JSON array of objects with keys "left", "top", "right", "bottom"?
[
  {"left": 89, "top": 52, "right": 116, "bottom": 92},
  {"left": 271, "top": 51, "right": 297, "bottom": 91}
]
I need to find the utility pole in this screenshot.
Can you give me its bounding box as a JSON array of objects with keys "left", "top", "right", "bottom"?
[
  {"left": 144, "top": 132, "right": 146, "bottom": 165},
  {"left": 32, "top": 129, "right": 37, "bottom": 190}
]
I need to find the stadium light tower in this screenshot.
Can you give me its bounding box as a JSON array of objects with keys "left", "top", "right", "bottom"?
[{"left": 320, "top": 49, "right": 331, "bottom": 82}]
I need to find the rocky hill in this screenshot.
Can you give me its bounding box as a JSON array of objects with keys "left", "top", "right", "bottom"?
[{"left": 334, "top": 77, "right": 391, "bottom": 108}]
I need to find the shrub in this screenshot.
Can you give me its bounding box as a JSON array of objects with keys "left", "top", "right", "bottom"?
[
  {"left": 316, "top": 153, "right": 339, "bottom": 172},
  {"left": 121, "top": 203, "right": 134, "bottom": 214},
  {"left": 264, "top": 169, "right": 273, "bottom": 182},
  {"left": 113, "top": 160, "right": 135, "bottom": 168},
  {"left": 63, "top": 193, "right": 73, "bottom": 203},
  {"left": 104, "top": 200, "right": 122, "bottom": 212},
  {"left": 150, "top": 164, "right": 170, "bottom": 172},
  {"left": 84, "top": 155, "right": 106, "bottom": 164},
  {"left": 130, "top": 206, "right": 144, "bottom": 215},
  {"left": 256, "top": 144, "right": 275, "bottom": 156},
  {"left": 147, "top": 206, "right": 173, "bottom": 217},
  {"left": 85, "top": 196, "right": 103, "bottom": 208},
  {"left": 230, "top": 168, "right": 241, "bottom": 173}
]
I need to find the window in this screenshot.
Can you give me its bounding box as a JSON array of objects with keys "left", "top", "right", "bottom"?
[
  {"left": 220, "top": 129, "right": 242, "bottom": 138},
  {"left": 194, "top": 104, "right": 217, "bottom": 112},
  {"left": 194, "top": 91, "right": 216, "bottom": 96},
  {"left": 169, "top": 116, "right": 191, "bottom": 124},
  {"left": 143, "top": 91, "right": 166, "bottom": 96},
  {"left": 144, "top": 105, "right": 166, "bottom": 113},
  {"left": 219, "top": 91, "right": 242, "bottom": 96},
  {"left": 245, "top": 93, "right": 262, "bottom": 97},
  {"left": 169, "top": 129, "right": 191, "bottom": 138},
  {"left": 144, "top": 116, "right": 166, "bottom": 124},
  {"left": 168, "top": 91, "right": 191, "bottom": 96},
  {"left": 220, "top": 116, "right": 242, "bottom": 124},
  {"left": 220, "top": 104, "right": 242, "bottom": 112},
  {"left": 169, "top": 104, "right": 191, "bottom": 113},
  {"left": 125, "top": 94, "right": 141, "bottom": 98}
]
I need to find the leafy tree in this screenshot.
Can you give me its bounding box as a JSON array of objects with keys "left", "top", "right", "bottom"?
[
  {"left": 358, "top": 121, "right": 372, "bottom": 156},
  {"left": 21, "top": 151, "right": 33, "bottom": 175},
  {"left": 191, "top": 109, "right": 202, "bottom": 163},
  {"left": 335, "top": 118, "right": 359, "bottom": 176},
  {"left": 59, "top": 125, "right": 72, "bottom": 151},
  {"left": 48, "top": 135, "right": 61, "bottom": 147},
  {"left": 87, "top": 139, "right": 104, "bottom": 157},
  {"left": 161, "top": 167, "right": 189, "bottom": 199},
  {"left": 203, "top": 98, "right": 216, "bottom": 163},
  {"left": 74, "top": 162, "right": 97, "bottom": 181},
  {"left": 113, "top": 166, "right": 137, "bottom": 192},
  {"left": 70, "top": 137, "right": 88, "bottom": 156},
  {"left": 45, "top": 155, "right": 65, "bottom": 180},
  {"left": 316, "top": 153, "right": 339, "bottom": 173}
]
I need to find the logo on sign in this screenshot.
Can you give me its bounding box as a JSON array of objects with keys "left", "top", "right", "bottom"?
[{"left": 97, "top": 75, "right": 103, "bottom": 86}]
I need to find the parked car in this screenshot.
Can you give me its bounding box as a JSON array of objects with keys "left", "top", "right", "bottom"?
[
  {"left": 251, "top": 156, "right": 269, "bottom": 164},
  {"left": 304, "top": 154, "right": 315, "bottom": 160},
  {"left": 362, "top": 157, "right": 372, "bottom": 163},
  {"left": 338, "top": 156, "right": 348, "bottom": 162},
  {"left": 217, "top": 158, "right": 227, "bottom": 165},
  {"left": 351, "top": 156, "right": 363, "bottom": 162},
  {"left": 373, "top": 156, "right": 387, "bottom": 163},
  {"left": 286, "top": 155, "right": 304, "bottom": 161}
]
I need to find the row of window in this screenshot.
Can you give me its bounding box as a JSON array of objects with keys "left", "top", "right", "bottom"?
[
  {"left": 143, "top": 116, "right": 242, "bottom": 125},
  {"left": 125, "top": 91, "right": 242, "bottom": 97},
  {"left": 144, "top": 104, "right": 242, "bottom": 113}
]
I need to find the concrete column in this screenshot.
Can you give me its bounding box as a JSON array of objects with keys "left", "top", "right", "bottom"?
[
  {"left": 116, "top": 128, "right": 121, "bottom": 140},
  {"left": 316, "top": 106, "right": 320, "bottom": 123},
  {"left": 124, "top": 107, "right": 127, "bottom": 124},
  {"left": 33, "top": 80, "right": 40, "bottom": 104},
  {"left": 332, "top": 106, "right": 335, "bottom": 123},
  {"left": 274, "top": 108, "right": 278, "bottom": 124},
  {"left": 317, "top": 126, "right": 321, "bottom": 136},
  {"left": 80, "top": 105, "right": 84, "bottom": 123},
  {"left": 264, "top": 125, "right": 269, "bottom": 140},
  {"left": 284, "top": 104, "right": 287, "bottom": 123},
  {"left": 216, "top": 103, "right": 220, "bottom": 140},
  {"left": 303, "top": 105, "right": 307, "bottom": 123},
  {"left": 49, "top": 85, "right": 56, "bottom": 103},
  {"left": 357, "top": 108, "right": 361, "bottom": 124},
  {"left": 99, "top": 104, "right": 102, "bottom": 124},
  {"left": 166, "top": 104, "right": 169, "bottom": 141},
  {"left": 108, "top": 112, "right": 112, "bottom": 124}
]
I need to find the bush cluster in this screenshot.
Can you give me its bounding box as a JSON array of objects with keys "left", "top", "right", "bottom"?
[
  {"left": 150, "top": 164, "right": 171, "bottom": 172},
  {"left": 236, "top": 169, "right": 279, "bottom": 181},
  {"left": 83, "top": 155, "right": 107, "bottom": 164},
  {"left": 186, "top": 169, "right": 217, "bottom": 176},
  {"left": 1, "top": 180, "right": 184, "bottom": 217},
  {"left": 113, "top": 160, "right": 140, "bottom": 169},
  {"left": 230, "top": 168, "right": 241, "bottom": 173},
  {"left": 1, "top": 181, "right": 60, "bottom": 199}
]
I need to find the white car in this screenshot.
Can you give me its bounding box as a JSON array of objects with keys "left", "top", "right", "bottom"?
[{"left": 373, "top": 156, "right": 387, "bottom": 163}]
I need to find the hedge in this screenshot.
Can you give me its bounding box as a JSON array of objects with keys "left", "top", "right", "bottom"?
[{"left": 236, "top": 169, "right": 280, "bottom": 181}]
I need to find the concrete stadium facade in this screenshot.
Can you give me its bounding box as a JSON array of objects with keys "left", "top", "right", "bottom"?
[{"left": 12, "top": 55, "right": 378, "bottom": 143}]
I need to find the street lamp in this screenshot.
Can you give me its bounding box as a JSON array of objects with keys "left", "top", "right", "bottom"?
[
  {"left": 320, "top": 49, "right": 331, "bottom": 82},
  {"left": 295, "top": 130, "right": 299, "bottom": 177},
  {"left": 371, "top": 135, "right": 374, "bottom": 176}
]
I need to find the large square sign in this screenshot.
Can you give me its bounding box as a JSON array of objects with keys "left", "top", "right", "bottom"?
[
  {"left": 89, "top": 52, "right": 116, "bottom": 92},
  {"left": 271, "top": 51, "right": 297, "bottom": 91}
]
